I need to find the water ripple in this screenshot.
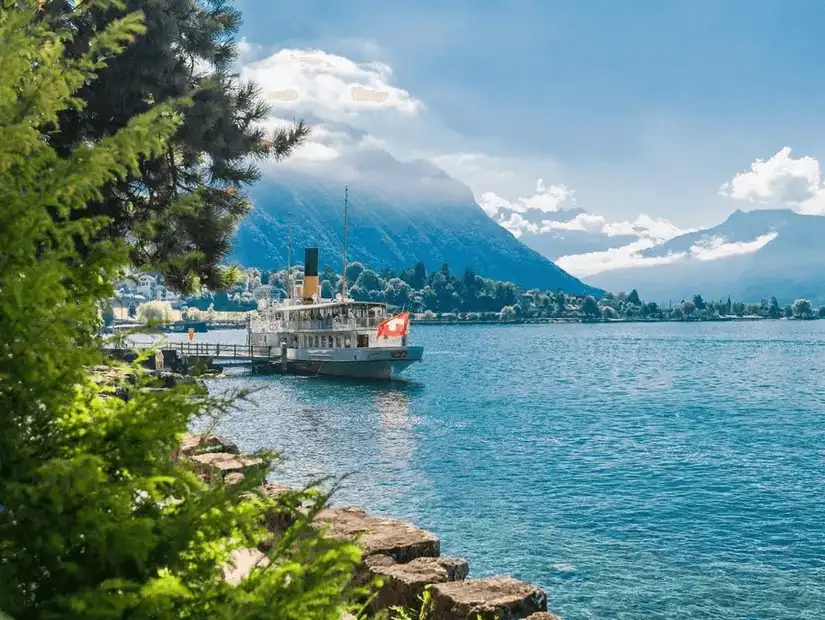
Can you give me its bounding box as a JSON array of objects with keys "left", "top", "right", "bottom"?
[{"left": 199, "top": 321, "right": 825, "bottom": 619}]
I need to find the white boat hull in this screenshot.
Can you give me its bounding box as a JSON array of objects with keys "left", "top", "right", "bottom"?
[{"left": 288, "top": 346, "right": 423, "bottom": 380}]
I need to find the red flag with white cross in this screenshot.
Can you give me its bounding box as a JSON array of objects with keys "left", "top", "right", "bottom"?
[{"left": 377, "top": 312, "right": 410, "bottom": 339}]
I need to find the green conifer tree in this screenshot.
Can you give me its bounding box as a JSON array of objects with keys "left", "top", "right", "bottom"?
[
  {"left": 44, "top": 0, "right": 309, "bottom": 292},
  {"left": 0, "top": 4, "right": 361, "bottom": 618}
]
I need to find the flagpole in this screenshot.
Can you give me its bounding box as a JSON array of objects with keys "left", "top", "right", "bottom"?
[
  {"left": 341, "top": 186, "right": 348, "bottom": 303},
  {"left": 286, "top": 213, "right": 292, "bottom": 303}
]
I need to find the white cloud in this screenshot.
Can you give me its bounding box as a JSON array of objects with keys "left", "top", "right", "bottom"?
[
  {"left": 240, "top": 48, "right": 423, "bottom": 119},
  {"left": 556, "top": 240, "right": 687, "bottom": 278},
  {"left": 475, "top": 177, "right": 688, "bottom": 244},
  {"left": 290, "top": 141, "right": 340, "bottom": 163},
  {"left": 539, "top": 213, "right": 607, "bottom": 233},
  {"left": 431, "top": 153, "right": 558, "bottom": 205},
  {"left": 479, "top": 178, "right": 576, "bottom": 215},
  {"left": 689, "top": 232, "right": 777, "bottom": 261},
  {"left": 236, "top": 37, "right": 263, "bottom": 63},
  {"left": 477, "top": 191, "right": 514, "bottom": 217},
  {"left": 498, "top": 212, "right": 536, "bottom": 238},
  {"left": 500, "top": 210, "right": 686, "bottom": 244},
  {"left": 601, "top": 214, "right": 687, "bottom": 241},
  {"left": 557, "top": 231, "right": 777, "bottom": 277},
  {"left": 720, "top": 147, "right": 825, "bottom": 214},
  {"left": 258, "top": 116, "right": 379, "bottom": 168}
]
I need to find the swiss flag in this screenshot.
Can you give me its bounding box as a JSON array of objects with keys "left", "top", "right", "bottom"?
[{"left": 377, "top": 312, "right": 410, "bottom": 339}]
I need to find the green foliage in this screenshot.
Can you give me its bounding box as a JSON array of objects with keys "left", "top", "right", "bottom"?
[
  {"left": 389, "top": 585, "right": 432, "bottom": 620},
  {"left": 47, "top": 0, "right": 310, "bottom": 292},
  {"left": 581, "top": 295, "right": 600, "bottom": 318},
  {"left": 792, "top": 298, "right": 813, "bottom": 319},
  {"left": 0, "top": 5, "right": 362, "bottom": 618},
  {"left": 769, "top": 297, "right": 781, "bottom": 319},
  {"left": 499, "top": 305, "right": 517, "bottom": 321},
  {"left": 138, "top": 300, "right": 175, "bottom": 323}
]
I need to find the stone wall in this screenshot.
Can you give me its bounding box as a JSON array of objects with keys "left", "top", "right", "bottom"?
[{"left": 177, "top": 434, "right": 561, "bottom": 620}]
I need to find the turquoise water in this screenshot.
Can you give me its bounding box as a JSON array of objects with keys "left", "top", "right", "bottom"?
[{"left": 199, "top": 322, "right": 825, "bottom": 619}]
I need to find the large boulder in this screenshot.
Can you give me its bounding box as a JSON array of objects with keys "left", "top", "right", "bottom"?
[
  {"left": 369, "top": 556, "right": 470, "bottom": 612},
  {"left": 223, "top": 472, "right": 246, "bottom": 487},
  {"left": 429, "top": 577, "right": 548, "bottom": 620},
  {"left": 314, "top": 506, "right": 440, "bottom": 563},
  {"left": 177, "top": 433, "right": 239, "bottom": 459},
  {"left": 147, "top": 369, "right": 195, "bottom": 388},
  {"left": 190, "top": 452, "right": 263, "bottom": 483}
]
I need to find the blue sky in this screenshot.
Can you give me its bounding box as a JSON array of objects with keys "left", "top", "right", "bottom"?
[{"left": 234, "top": 0, "right": 825, "bottom": 231}]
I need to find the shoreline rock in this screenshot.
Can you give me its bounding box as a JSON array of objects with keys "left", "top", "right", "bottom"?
[
  {"left": 177, "top": 433, "right": 557, "bottom": 619},
  {"left": 430, "top": 577, "right": 548, "bottom": 620},
  {"left": 314, "top": 506, "right": 440, "bottom": 563},
  {"left": 189, "top": 451, "right": 263, "bottom": 484}
]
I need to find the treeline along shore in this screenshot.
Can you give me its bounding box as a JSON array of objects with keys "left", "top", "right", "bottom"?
[{"left": 112, "top": 260, "right": 825, "bottom": 329}]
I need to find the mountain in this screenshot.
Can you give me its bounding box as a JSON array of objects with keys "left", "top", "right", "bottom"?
[
  {"left": 231, "top": 151, "right": 600, "bottom": 294},
  {"left": 587, "top": 209, "right": 825, "bottom": 304}
]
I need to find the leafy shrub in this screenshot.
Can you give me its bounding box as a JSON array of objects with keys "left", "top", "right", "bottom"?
[
  {"left": 138, "top": 300, "right": 175, "bottom": 323},
  {"left": 0, "top": 4, "right": 364, "bottom": 618}
]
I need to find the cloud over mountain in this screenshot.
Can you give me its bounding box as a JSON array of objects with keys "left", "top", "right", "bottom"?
[
  {"left": 241, "top": 48, "right": 422, "bottom": 119},
  {"left": 230, "top": 45, "right": 597, "bottom": 294},
  {"left": 720, "top": 147, "right": 825, "bottom": 215}
]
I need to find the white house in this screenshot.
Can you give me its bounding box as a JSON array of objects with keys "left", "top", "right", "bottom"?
[{"left": 135, "top": 274, "right": 157, "bottom": 299}]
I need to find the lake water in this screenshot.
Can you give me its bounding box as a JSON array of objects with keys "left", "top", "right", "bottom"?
[{"left": 185, "top": 322, "right": 825, "bottom": 619}]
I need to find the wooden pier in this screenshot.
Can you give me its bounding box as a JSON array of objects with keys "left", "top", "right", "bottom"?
[
  {"left": 152, "top": 342, "right": 277, "bottom": 362},
  {"left": 104, "top": 341, "right": 284, "bottom": 370}
]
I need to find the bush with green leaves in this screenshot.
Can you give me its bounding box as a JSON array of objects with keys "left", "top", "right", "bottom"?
[
  {"left": 137, "top": 300, "right": 175, "bottom": 324},
  {"left": 0, "top": 3, "right": 364, "bottom": 618}
]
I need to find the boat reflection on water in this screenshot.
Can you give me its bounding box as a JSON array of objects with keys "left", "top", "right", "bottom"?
[
  {"left": 374, "top": 390, "right": 411, "bottom": 429},
  {"left": 372, "top": 390, "right": 420, "bottom": 490}
]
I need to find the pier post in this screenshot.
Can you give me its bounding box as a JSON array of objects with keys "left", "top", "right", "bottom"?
[{"left": 280, "top": 343, "right": 288, "bottom": 373}]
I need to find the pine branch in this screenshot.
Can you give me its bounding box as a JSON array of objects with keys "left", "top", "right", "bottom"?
[{"left": 265, "top": 119, "right": 311, "bottom": 162}]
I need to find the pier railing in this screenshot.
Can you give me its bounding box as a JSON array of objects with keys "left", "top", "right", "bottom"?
[{"left": 108, "top": 342, "right": 277, "bottom": 360}]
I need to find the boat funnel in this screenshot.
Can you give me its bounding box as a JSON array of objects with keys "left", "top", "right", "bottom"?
[{"left": 303, "top": 247, "right": 319, "bottom": 302}]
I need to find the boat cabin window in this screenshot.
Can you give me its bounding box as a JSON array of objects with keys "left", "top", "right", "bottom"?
[
  {"left": 336, "top": 336, "right": 341, "bottom": 348},
  {"left": 357, "top": 334, "right": 369, "bottom": 348}
]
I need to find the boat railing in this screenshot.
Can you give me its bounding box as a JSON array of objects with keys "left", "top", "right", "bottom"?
[{"left": 250, "top": 316, "right": 383, "bottom": 332}]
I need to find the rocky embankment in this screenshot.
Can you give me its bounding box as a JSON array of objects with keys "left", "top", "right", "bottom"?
[{"left": 176, "top": 434, "right": 560, "bottom": 620}]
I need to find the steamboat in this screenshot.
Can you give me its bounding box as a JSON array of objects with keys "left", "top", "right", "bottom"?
[{"left": 247, "top": 248, "right": 423, "bottom": 379}]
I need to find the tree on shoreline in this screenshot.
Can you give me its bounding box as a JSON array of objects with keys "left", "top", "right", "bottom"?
[
  {"left": 0, "top": 5, "right": 362, "bottom": 617},
  {"left": 793, "top": 298, "right": 813, "bottom": 319},
  {"left": 44, "top": 0, "right": 309, "bottom": 292}
]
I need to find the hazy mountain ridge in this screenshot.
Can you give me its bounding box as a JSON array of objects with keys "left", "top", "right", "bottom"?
[
  {"left": 589, "top": 209, "right": 825, "bottom": 304},
  {"left": 231, "top": 155, "right": 601, "bottom": 294}
]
